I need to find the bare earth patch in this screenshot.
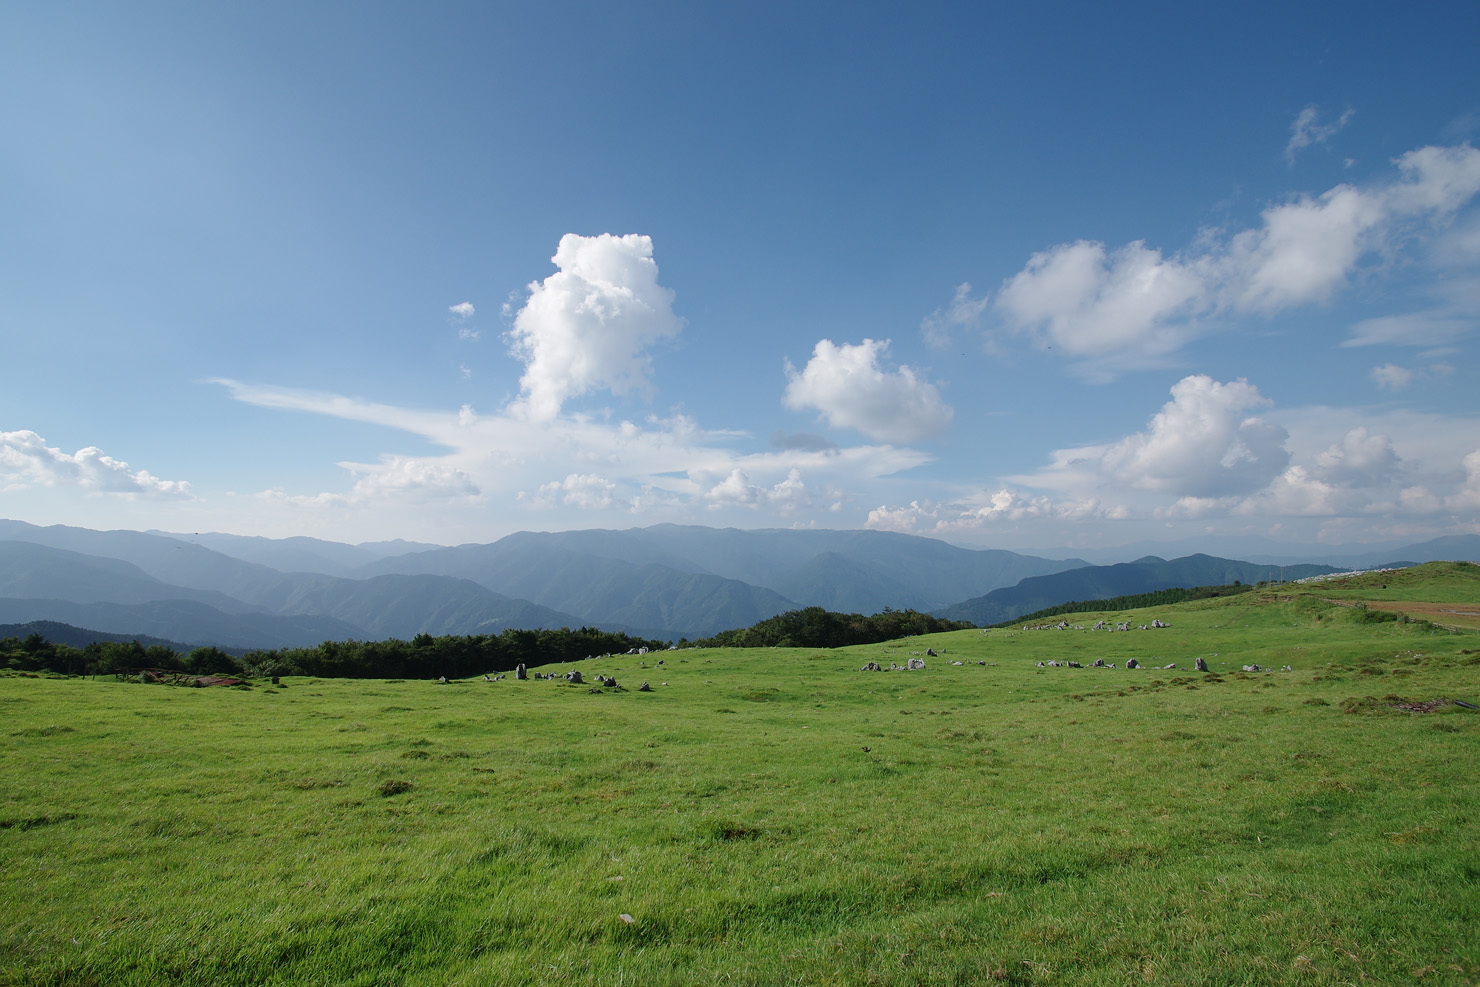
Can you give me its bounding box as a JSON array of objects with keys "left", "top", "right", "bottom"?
[{"left": 1360, "top": 601, "right": 1480, "bottom": 630}]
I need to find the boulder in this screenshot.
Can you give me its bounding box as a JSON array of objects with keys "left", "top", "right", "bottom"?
[{"left": 1195, "top": 657, "right": 1209, "bottom": 672}]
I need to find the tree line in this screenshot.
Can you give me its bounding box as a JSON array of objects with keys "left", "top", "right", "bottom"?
[
  {"left": 0, "top": 626, "right": 666, "bottom": 680},
  {"left": 3, "top": 607, "right": 975, "bottom": 680},
  {"left": 691, "top": 606, "right": 974, "bottom": 649}
]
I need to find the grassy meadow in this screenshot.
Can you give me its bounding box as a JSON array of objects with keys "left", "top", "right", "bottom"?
[{"left": 3, "top": 564, "right": 1479, "bottom": 986}]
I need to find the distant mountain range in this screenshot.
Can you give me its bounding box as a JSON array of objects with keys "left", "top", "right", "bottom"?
[
  {"left": 936, "top": 554, "right": 1344, "bottom": 626},
  {"left": 1, "top": 518, "right": 1476, "bottom": 650}
]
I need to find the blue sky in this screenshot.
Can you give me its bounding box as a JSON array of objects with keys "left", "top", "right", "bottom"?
[{"left": 3, "top": 1, "right": 1479, "bottom": 553}]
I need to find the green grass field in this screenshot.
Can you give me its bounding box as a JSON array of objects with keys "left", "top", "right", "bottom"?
[{"left": 3, "top": 565, "right": 1479, "bottom": 986}]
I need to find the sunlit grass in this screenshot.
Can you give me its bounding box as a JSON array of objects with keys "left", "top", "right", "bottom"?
[{"left": 3, "top": 578, "right": 1478, "bottom": 985}]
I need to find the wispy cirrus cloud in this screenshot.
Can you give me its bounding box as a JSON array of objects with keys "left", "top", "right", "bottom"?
[
  {"left": 920, "top": 282, "right": 989, "bottom": 348},
  {"left": 210, "top": 375, "right": 929, "bottom": 525},
  {"left": 1284, "top": 105, "right": 1354, "bottom": 165}
]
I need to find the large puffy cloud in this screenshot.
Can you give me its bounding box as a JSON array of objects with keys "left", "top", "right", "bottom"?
[
  {"left": 783, "top": 338, "right": 952, "bottom": 444},
  {"left": 1449, "top": 450, "right": 1480, "bottom": 510},
  {"left": 986, "top": 143, "right": 1480, "bottom": 365},
  {"left": 506, "top": 233, "right": 683, "bottom": 422},
  {"left": 995, "top": 240, "right": 1206, "bottom": 359},
  {"left": 868, "top": 388, "right": 1480, "bottom": 545},
  {"left": 1099, "top": 376, "right": 1290, "bottom": 498},
  {"left": 1313, "top": 427, "right": 1401, "bottom": 485},
  {"left": 1224, "top": 183, "right": 1386, "bottom": 312},
  {"left": 0, "top": 430, "right": 192, "bottom": 499}
]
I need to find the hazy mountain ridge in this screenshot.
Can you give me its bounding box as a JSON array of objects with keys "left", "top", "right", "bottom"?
[
  {"left": 0, "top": 619, "right": 204, "bottom": 655},
  {"left": 935, "top": 554, "right": 1346, "bottom": 626},
  {"left": 0, "top": 541, "right": 266, "bottom": 614},
  {"left": 1033, "top": 533, "right": 1480, "bottom": 568},
  {"left": 0, "top": 597, "right": 366, "bottom": 651},
  {"left": 2, "top": 518, "right": 1473, "bottom": 650},
  {"left": 151, "top": 530, "right": 445, "bottom": 577},
  {"left": 358, "top": 525, "right": 1088, "bottom": 619},
  {"left": 359, "top": 540, "right": 795, "bottom": 638}
]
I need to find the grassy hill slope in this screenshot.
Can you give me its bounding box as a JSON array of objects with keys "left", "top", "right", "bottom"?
[{"left": 2, "top": 563, "right": 1477, "bottom": 986}]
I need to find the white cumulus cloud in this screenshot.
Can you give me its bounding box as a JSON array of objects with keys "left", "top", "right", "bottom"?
[
  {"left": 987, "top": 143, "right": 1480, "bottom": 367},
  {"left": 0, "top": 430, "right": 192, "bottom": 499},
  {"left": 1099, "top": 375, "right": 1290, "bottom": 498},
  {"left": 704, "top": 468, "right": 813, "bottom": 515},
  {"left": 1449, "top": 450, "right": 1480, "bottom": 510},
  {"left": 783, "top": 338, "right": 952, "bottom": 444},
  {"left": 505, "top": 233, "right": 683, "bottom": 422},
  {"left": 449, "top": 302, "right": 475, "bottom": 318},
  {"left": 1313, "top": 427, "right": 1401, "bottom": 486},
  {"left": 344, "top": 457, "right": 479, "bottom": 501},
  {"left": 527, "top": 473, "right": 617, "bottom": 511},
  {"left": 996, "top": 240, "right": 1206, "bottom": 360}
]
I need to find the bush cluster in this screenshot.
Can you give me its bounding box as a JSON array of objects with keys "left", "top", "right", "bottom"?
[{"left": 692, "top": 606, "right": 973, "bottom": 649}]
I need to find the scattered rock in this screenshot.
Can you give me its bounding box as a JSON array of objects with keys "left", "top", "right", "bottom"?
[
  {"left": 907, "top": 657, "right": 927, "bottom": 670},
  {"left": 638, "top": 681, "right": 652, "bottom": 692},
  {"left": 1125, "top": 658, "right": 1139, "bottom": 669}
]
